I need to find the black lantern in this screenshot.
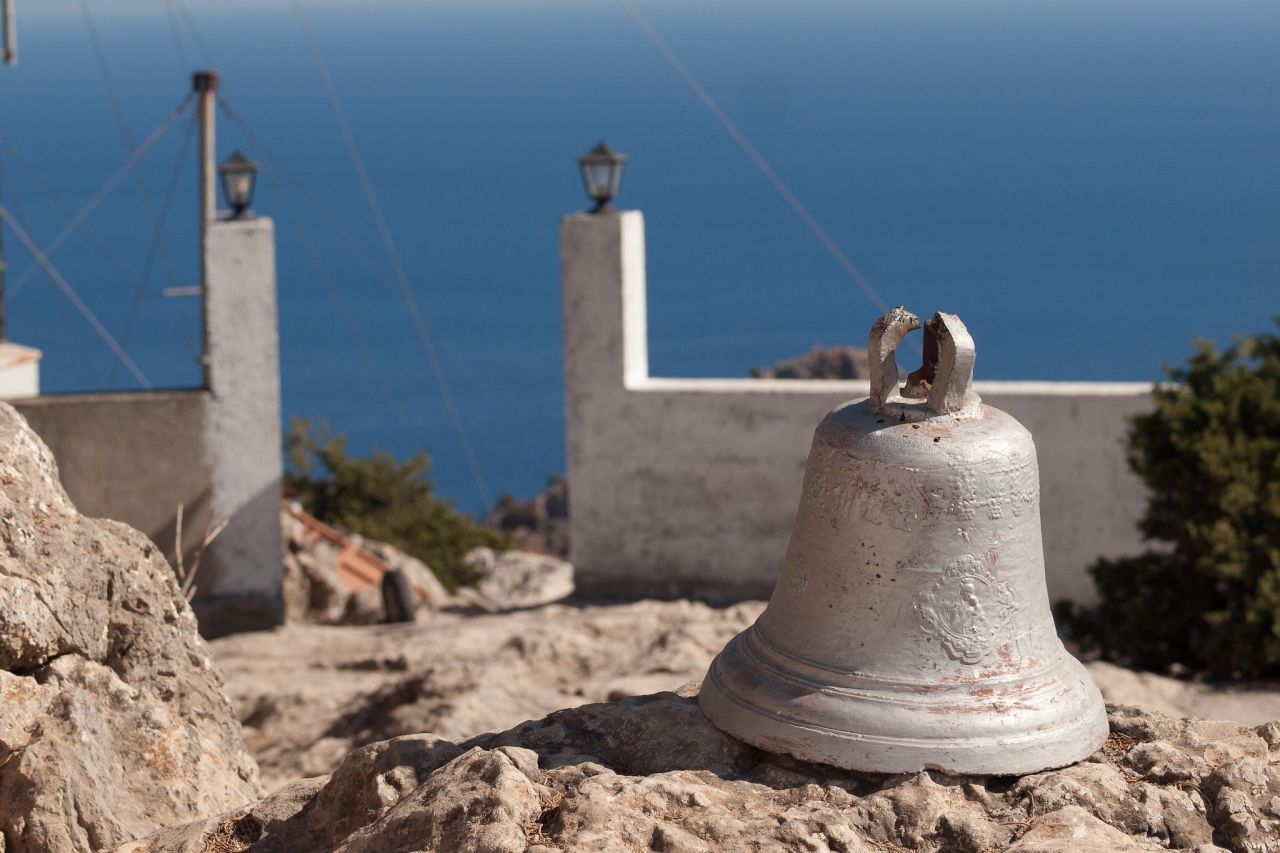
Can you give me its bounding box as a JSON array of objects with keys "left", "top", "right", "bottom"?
[
  {"left": 218, "top": 150, "right": 259, "bottom": 219},
  {"left": 577, "top": 141, "right": 627, "bottom": 213}
]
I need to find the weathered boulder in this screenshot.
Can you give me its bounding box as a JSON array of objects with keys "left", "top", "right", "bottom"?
[
  {"left": 0, "top": 403, "right": 260, "bottom": 852},
  {"left": 121, "top": 684, "right": 1280, "bottom": 852},
  {"left": 462, "top": 546, "right": 574, "bottom": 611},
  {"left": 353, "top": 533, "right": 450, "bottom": 610},
  {"left": 281, "top": 505, "right": 449, "bottom": 625},
  {"left": 281, "top": 509, "right": 351, "bottom": 623}
]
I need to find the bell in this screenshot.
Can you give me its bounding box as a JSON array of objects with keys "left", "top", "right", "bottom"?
[{"left": 699, "top": 307, "right": 1108, "bottom": 775}]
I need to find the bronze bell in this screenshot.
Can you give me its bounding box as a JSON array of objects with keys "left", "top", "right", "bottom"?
[{"left": 699, "top": 307, "right": 1108, "bottom": 774}]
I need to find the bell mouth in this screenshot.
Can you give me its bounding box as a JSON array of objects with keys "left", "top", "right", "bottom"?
[{"left": 698, "top": 627, "right": 1109, "bottom": 776}]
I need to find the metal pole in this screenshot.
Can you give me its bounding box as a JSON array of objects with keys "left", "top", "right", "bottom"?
[
  {"left": 1, "top": 0, "right": 14, "bottom": 338},
  {"left": 193, "top": 70, "right": 218, "bottom": 229},
  {"left": 2, "top": 0, "right": 16, "bottom": 67},
  {"left": 193, "top": 69, "right": 218, "bottom": 387}
]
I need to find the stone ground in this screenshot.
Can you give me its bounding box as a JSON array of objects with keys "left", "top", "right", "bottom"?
[
  {"left": 208, "top": 599, "right": 1280, "bottom": 794},
  {"left": 123, "top": 687, "right": 1280, "bottom": 852},
  {"left": 211, "top": 599, "right": 762, "bottom": 791}
]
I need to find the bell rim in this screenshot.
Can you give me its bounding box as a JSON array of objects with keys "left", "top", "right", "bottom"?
[
  {"left": 744, "top": 623, "right": 1068, "bottom": 693},
  {"left": 698, "top": 628, "right": 1109, "bottom": 776}
]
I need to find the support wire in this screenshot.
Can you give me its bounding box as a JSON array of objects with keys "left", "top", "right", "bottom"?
[
  {"left": 0, "top": 132, "right": 200, "bottom": 360},
  {"left": 7, "top": 92, "right": 194, "bottom": 299},
  {"left": 274, "top": 183, "right": 421, "bottom": 452},
  {"left": 0, "top": 202, "right": 151, "bottom": 388},
  {"left": 78, "top": 0, "right": 182, "bottom": 304},
  {"left": 162, "top": 0, "right": 190, "bottom": 73},
  {"left": 618, "top": 0, "right": 912, "bottom": 348},
  {"left": 108, "top": 113, "right": 202, "bottom": 384},
  {"left": 170, "top": 0, "right": 215, "bottom": 67},
  {"left": 2, "top": 189, "right": 101, "bottom": 383},
  {"left": 292, "top": 0, "right": 492, "bottom": 508},
  {"left": 220, "top": 96, "right": 561, "bottom": 474}
]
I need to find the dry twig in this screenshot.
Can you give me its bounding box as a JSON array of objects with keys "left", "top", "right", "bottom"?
[{"left": 174, "top": 502, "right": 229, "bottom": 601}]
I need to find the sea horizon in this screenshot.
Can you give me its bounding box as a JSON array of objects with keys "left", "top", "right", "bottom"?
[{"left": 1, "top": 0, "right": 1277, "bottom": 511}]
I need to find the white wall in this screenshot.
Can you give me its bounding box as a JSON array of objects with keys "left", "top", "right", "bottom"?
[
  {"left": 196, "top": 217, "right": 284, "bottom": 635},
  {"left": 561, "top": 211, "right": 1151, "bottom": 605}
]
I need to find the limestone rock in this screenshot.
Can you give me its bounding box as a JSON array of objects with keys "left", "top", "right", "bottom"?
[
  {"left": 281, "top": 505, "right": 449, "bottom": 625},
  {"left": 114, "top": 778, "right": 324, "bottom": 853},
  {"left": 281, "top": 503, "right": 571, "bottom": 623},
  {"left": 121, "top": 690, "right": 1280, "bottom": 853},
  {"left": 353, "top": 534, "right": 450, "bottom": 610},
  {"left": 0, "top": 403, "right": 260, "bottom": 852},
  {"left": 749, "top": 344, "right": 870, "bottom": 379},
  {"left": 1005, "top": 806, "right": 1170, "bottom": 851},
  {"left": 487, "top": 475, "right": 569, "bottom": 558},
  {"left": 281, "top": 511, "right": 349, "bottom": 623},
  {"left": 463, "top": 546, "right": 574, "bottom": 610}
]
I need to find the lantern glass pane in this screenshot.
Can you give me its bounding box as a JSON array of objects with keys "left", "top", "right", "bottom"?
[
  {"left": 584, "top": 162, "right": 613, "bottom": 199},
  {"left": 224, "top": 172, "right": 253, "bottom": 208}
]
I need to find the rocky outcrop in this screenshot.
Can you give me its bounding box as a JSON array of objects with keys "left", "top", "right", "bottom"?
[
  {"left": 750, "top": 344, "right": 870, "bottom": 379},
  {"left": 281, "top": 504, "right": 448, "bottom": 625},
  {"left": 282, "top": 502, "right": 572, "bottom": 624},
  {"left": 461, "top": 547, "right": 574, "bottom": 611},
  {"left": 0, "top": 403, "right": 260, "bottom": 852},
  {"left": 488, "top": 476, "right": 569, "bottom": 558},
  {"left": 121, "top": 686, "right": 1280, "bottom": 852}
]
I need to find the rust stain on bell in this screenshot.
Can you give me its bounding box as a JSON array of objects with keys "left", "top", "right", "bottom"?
[{"left": 698, "top": 307, "right": 1108, "bottom": 775}]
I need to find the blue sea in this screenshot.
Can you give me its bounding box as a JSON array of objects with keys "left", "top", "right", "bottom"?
[{"left": 2, "top": 0, "right": 1277, "bottom": 511}]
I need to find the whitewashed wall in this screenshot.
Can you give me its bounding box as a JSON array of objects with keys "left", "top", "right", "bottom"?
[
  {"left": 561, "top": 211, "right": 1151, "bottom": 606},
  {"left": 197, "top": 217, "right": 284, "bottom": 635}
]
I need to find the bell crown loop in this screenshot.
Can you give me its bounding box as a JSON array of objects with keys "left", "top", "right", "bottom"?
[{"left": 869, "top": 307, "right": 980, "bottom": 416}]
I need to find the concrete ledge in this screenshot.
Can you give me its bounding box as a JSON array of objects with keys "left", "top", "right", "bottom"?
[{"left": 636, "top": 377, "right": 1152, "bottom": 396}]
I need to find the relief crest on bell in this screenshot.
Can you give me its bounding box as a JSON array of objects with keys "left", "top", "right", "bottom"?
[{"left": 915, "top": 554, "right": 1016, "bottom": 664}]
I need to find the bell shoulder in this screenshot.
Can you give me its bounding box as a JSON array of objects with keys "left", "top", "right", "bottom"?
[{"left": 813, "top": 397, "right": 1036, "bottom": 469}]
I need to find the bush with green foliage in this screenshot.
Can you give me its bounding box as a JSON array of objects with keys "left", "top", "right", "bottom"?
[
  {"left": 284, "top": 419, "right": 508, "bottom": 590},
  {"left": 1060, "top": 322, "right": 1280, "bottom": 678}
]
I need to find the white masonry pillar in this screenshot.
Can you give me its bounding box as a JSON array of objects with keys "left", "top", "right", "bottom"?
[
  {"left": 560, "top": 210, "right": 649, "bottom": 585},
  {"left": 194, "top": 216, "right": 284, "bottom": 636}
]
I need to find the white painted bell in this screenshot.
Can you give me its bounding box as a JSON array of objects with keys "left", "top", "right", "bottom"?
[{"left": 699, "top": 308, "right": 1108, "bottom": 775}]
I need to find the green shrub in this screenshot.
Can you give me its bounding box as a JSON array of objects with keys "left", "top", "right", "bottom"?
[
  {"left": 284, "top": 419, "right": 508, "bottom": 590},
  {"left": 1060, "top": 322, "right": 1280, "bottom": 677}
]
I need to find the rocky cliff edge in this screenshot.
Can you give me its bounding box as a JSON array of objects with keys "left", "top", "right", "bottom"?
[{"left": 0, "top": 403, "right": 261, "bottom": 852}]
